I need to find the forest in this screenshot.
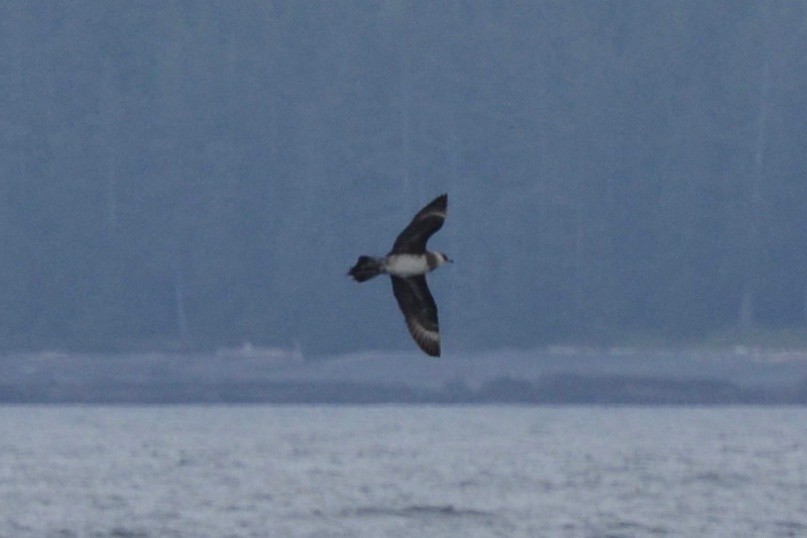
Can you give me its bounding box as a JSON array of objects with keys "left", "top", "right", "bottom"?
[{"left": 1, "top": 2, "right": 806, "bottom": 356}]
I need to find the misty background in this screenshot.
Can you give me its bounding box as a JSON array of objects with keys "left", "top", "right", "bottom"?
[{"left": 2, "top": 2, "right": 807, "bottom": 359}]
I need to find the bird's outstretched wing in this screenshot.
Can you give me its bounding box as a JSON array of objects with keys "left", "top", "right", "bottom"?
[
  {"left": 391, "top": 275, "right": 440, "bottom": 357},
  {"left": 390, "top": 194, "right": 447, "bottom": 254}
]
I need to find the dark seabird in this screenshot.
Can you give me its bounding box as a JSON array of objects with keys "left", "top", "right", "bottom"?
[{"left": 348, "top": 194, "right": 451, "bottom": 357}]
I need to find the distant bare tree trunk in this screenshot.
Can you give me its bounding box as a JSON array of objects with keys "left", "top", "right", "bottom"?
[
  {"left": 398, "top": 6, "right": 416, "bottom": 212},
  {"left": 100, "top": 58, "right": 119, "bottom": 235},
  {"left": 803, "top": 285, "right": 807, "bottom": 328},
  {"left": 266, "top": 4, "right": 280, "bottom": 164},
  {"left": 574, "top": 201, "right": 586, "bottom": 330},
  {"left": 174, "top": 266, "right": 189, "bottom": 344},
  {"left": 739, "top": 286, "right": 754, "bottom": 333},
  {"left": 105, "top": 161, "right": 118, "bottom": 231},
  {"left": 444, "top": 111, "right": 465, "bottom": 319},
  {"left": 739, "top": 3, "right": 771, "bottom": 333}
]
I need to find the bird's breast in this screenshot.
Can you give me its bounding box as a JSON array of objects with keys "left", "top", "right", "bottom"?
[{"left": 384, "top": 254, "right": 430, "bottom": 277}]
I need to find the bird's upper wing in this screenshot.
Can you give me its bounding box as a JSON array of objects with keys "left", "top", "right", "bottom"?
[
  {"left": 391, "top": 275, "right": 440, "bottom": 357},
  {"left": 390, "top": 194, "right": 447, "bottom": 254}
]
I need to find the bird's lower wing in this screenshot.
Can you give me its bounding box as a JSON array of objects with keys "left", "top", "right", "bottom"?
[{"left": 391, "top": 275, "right": 440, "bottom": 357}]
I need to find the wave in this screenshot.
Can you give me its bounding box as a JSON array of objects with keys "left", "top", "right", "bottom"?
[{"left": 349, "top": 504, "right": 492, "bottom": 519}]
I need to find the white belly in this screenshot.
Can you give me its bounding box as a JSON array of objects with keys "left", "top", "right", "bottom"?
[{"left": 385, "top": 254, "right": 429, "bottom": 277}]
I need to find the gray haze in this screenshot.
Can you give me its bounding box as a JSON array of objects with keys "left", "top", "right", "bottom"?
[{"left": 2, "top": 2, "right": 807, "bottom": 356}]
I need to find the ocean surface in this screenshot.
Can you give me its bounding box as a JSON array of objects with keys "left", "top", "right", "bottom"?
[{"left": 0, "top": 406, "right": 805, "bottom": 538}]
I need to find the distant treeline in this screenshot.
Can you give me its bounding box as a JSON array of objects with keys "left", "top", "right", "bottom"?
[
  {"left": 2, "top": 374, "right": 806, "bottom": 405},
  {"left": 1, "top": 3, "right": 807, "bottom": 354},
  {"left": 0, "top": 374, "right": 807, "bottom": 405}
]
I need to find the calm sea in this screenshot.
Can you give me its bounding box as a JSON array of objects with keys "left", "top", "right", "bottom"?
[{"left": 0, "top": 405, "right": 805, "bottom": 537}]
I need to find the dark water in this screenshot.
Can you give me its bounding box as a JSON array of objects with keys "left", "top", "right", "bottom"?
[{"left": 0, "top": 406, "right": 805, "bottom": 537}]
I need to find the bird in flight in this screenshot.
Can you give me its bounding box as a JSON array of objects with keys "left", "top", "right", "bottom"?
[{"left": 348, "top": 194, "right": 451, "bottom": 357}]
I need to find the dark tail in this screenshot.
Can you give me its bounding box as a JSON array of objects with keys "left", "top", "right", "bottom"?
[{"left": 348, "top": 256, "right": 383, "bottom": 282}]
